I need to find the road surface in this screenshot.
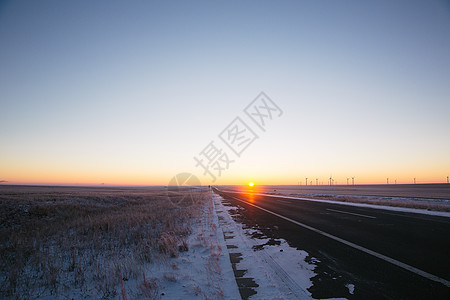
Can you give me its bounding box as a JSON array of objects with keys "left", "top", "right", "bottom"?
[
  {"left": 214, "top": 188, "right": 450, "bottom": 299},
  {"left": 233, "top": 183, "right": 450, "bottom": 199}
]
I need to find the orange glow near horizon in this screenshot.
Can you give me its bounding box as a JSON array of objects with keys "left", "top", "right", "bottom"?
[
  {"left": 1, "top": 161, "right": 449, "bottom": 186},
  {"left": 2, "top": 174, "right": 450, "bottom": 186}
]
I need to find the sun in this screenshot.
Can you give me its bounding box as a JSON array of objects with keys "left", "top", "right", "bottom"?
[{"left": 248, "top": 182, "right": 255, "bottom": 187}]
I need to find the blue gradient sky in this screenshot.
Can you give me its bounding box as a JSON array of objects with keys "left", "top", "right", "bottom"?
[{"left": 1, "top": 0, "right": 449, "bottom": 185}]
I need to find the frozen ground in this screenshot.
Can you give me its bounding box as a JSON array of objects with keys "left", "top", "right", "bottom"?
[
  {"left": 136, "top": 191, "right": 375, "bottom": 300},
  {"left": 0, "top": 186, "right": 237, "bottom": 299},
  {"left": 0, "top": 187, "right": 363, "bottom": 299},
  {"left": 132, "top": 194, "right": 241, "bottom": 299},
  {"left": 146, "top": 192, "right": 323, "bottom": 299},
  {"left": 148, "top": 191, "right": 353, "bottom": 299},
  {"left": 213, "top": 193, "right": 316, "bottom": 299}
]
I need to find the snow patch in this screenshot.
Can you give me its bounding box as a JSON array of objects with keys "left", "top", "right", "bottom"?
[
  {"left": 214, "top": 193, "right": 316, "bottom": 299},
  {"left": 345, "top": 283, "right": 355, "bottom": 294},
  {"left": 151, "top": 196, "right": 241, "bottom": 299}
]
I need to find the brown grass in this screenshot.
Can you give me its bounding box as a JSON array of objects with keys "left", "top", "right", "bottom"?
[{"left": 0, "top": 186, "right": 209, "bottom": 299}]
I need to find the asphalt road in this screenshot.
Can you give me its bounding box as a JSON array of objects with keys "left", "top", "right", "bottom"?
[
  {"left": 233, "top": 183, "right": 450, "bottom": 199},
  {"left": 214, "top": 188, "right": 450, "bottom": 299}
]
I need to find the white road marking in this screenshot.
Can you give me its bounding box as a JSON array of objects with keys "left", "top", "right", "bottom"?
[
  {"left": 326, "top": 208, "right": 376, "bottom": 219},
  {"left": 225, "top": 193, "right": 450, "bottom": 288},
  {"left": 276, "top": 199, "right": 292, "bottom": 204}
]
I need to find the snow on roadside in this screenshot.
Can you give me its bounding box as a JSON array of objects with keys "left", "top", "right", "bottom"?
[
  {"left": 138, "top": 195, "right": 241, "bottom": 299},
  {"left": 126, "top": 191, "right": 358, "bottom": 299},
  {"left": 345, "top": 283, "right": 355, "bottom": 295},
  {"left": 213, "top": 193, "right": 319, "bottom": 299}
]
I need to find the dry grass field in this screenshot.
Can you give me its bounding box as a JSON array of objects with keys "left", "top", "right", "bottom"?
[{"left": 0, "top": 185, "right": 209, "bottom": 299}]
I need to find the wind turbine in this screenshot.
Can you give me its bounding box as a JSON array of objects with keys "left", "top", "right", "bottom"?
[
  {"left": 352, "top": 177, "right": 355, "bottom": 185},
  {"left": 305, "top": 177, "right": 308, "bottom": 186},
  {"left": 387, "top": 178, "right": 389, "bottom": 184},
  {"left": 347, "top": 178, "right": 349, "bottom": 185}
]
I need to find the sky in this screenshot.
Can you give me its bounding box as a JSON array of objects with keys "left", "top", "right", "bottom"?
[{"left": 1, "top": 0, "right": 449, "bottom": 186}]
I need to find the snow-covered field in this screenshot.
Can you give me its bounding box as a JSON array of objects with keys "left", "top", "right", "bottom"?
[
  {"left": 0, "top": 186, "right": 220, "bottom": 299},
  {"left": 144, "top": 192, "right": 240, "bottom": 299}
]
